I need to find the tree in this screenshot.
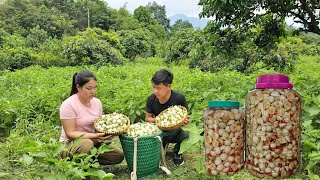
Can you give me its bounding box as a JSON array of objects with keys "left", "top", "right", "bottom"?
[
  {"left": 63, "top": 28, "right": 126, "bottom": 66},
  {"left": 199, "top": 0, "right": 320, "bottom": 36},
  {"left": 146, "top": 23, "right": 167, "bottom": 40},
  {"left": 146, "top": 1, "right": 170, "bottom": 31},
  {"left": 0, "top": 28, "right": 9, "bottom": 46},
  {"left": 162, "top": 29, "right": 202, "bottom": 63},
  {"left": 133, "top": 6, "right": 152, "bottom": 25},
  {"left": 188, "top": 24, "right": 302, "bottom": 73},
  {"left": 110, "top": 7, "right": 142, "bottom": 31},
  {"left": 192, "top": 0, "right": 309, "bottom": 73},
  {"left": 170, "top": 19, "right": 193, "bottom": 33},
  {"left": 117, "top": 29, "right": 155, "bottom": 61},
  {"left": 0, "top": 33, "right": 36, "bottom": 71},
  {"left": 90, "top": 1, "right": 117, "bottom": 30},
  {"left": 26, "top": 25, "right": 48, "bottom": 48},
  {"left": 0, "top": 0, "right": 75, "bottom": 37},
  {"left": 133, "top": 6, "right": 167, "bottom": 40}
]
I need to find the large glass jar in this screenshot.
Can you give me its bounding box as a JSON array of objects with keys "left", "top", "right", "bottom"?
[
  {"left": 245, "top": 74, "right": 302, "bottom": 178},
  {"left": 204, "top": 101, "right": 245, "bottom": 176}
]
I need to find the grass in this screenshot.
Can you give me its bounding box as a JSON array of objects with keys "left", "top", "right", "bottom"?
[
  {"left": 103, "top": 138, "right": 308, "bottom": 180},
  {"left": 1, "top": 56, "right": 318, "bottom": 179},
  {"left": 0, "top": 125, "right": 311, "bottom": 180}
]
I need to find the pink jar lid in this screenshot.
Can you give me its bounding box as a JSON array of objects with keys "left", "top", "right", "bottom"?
[{"left": 255, "top": 74, "right": 293, "bottom": 89}]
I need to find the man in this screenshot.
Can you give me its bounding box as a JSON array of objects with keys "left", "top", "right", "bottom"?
[{"left": 145, "top": 69, "right": 189, "bottom": 165}]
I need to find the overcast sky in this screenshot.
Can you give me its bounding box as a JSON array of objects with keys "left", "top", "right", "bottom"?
[{"left": 106, "top": 0, "right": 203, "bottom": 17}]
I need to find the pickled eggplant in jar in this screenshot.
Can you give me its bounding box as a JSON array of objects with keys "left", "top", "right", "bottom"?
[
  {"left": 245, "top": 74, "right": 302, "bottom": 178},
  {"left": 204, "top": 101, "right": 245, "bottom": 176}
]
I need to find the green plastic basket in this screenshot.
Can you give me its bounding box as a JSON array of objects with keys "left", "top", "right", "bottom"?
[{"left": 119, "top": 130, "right": 163, "bottom": 179}]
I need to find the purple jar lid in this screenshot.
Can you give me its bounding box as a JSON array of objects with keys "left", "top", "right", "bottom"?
[{"left": 255, "top": 74, "right": 293, "bottom": 89}]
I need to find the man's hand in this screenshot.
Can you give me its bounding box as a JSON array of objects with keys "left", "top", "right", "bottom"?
[
  {"left": 183, "top": 115, "right": 190, "bottom": 125},
  {"left": 146, "top": 113, "right": 157, "bottom": 123}
]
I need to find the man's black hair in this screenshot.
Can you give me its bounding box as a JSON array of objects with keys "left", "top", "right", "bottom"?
[{"left": 151, "top": 69, "right": 173, "bottom": 86}]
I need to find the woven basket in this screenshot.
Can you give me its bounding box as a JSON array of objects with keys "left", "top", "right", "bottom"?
[
  {"left": 94, "top": 114, "right": 131, "bottom": 135},
  {"left": 119, "top": 131, "right": 163, "bottom": 178},
  {"left": 156, "top": 105, "right": 188, "bottom": 131}
]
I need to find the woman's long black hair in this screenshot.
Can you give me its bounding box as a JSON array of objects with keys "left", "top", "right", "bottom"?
[{"left": 70, "top": 70, "right": 97, "bottom": 96}]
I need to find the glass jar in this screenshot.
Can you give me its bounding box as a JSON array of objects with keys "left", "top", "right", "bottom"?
[
  {"left": 245, "top": 74, "right": 302, "bottom": 178},
  {"left": 204, "top": 101, "right": 245, "bottom": 176}
]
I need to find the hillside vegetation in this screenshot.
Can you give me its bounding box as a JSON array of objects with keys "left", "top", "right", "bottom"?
[
  {"left": 0, "top": 0, "right": 320, "bottom": 179},
  {"left": 0, "top": 56, "right": 319, "bottom": 179}
]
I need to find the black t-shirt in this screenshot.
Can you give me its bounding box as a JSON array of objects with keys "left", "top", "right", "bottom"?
[{"left": 146, "top": 90, "right": 188, "bottom": 116}]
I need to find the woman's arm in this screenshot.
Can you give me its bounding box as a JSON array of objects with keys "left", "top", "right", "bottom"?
[{"left": 61, "top": 119, "right": 105, "bottom": 140}]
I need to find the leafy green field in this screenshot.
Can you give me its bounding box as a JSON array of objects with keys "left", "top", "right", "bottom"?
[{"left": 0, "top": 57, "right": 319, "bottom": 179}]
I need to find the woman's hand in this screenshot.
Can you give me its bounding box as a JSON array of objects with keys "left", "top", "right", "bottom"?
[{"left": 95, "top": 134, "right": 115, "bottom": 143}]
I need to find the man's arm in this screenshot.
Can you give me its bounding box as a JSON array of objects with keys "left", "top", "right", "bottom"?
[
  {"left": 146, "top": 112, "right": 156, "bottom": 123},
  {"left": 146, "top": 95, "right": 156, "bottom": 123},
  {"left": 180, "top": 94, "right": 190, "bottom": 125}
]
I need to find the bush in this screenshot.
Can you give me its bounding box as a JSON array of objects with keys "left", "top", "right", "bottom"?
[
  {"left": 189, "top": 34, "right": 309, "bottom": 73},
  {"left": 90, "top": 28, "right": 123, "bottom": 51},
  {"left": 189, "top": 36, "right": 260, "bottom": 73},
  {"left": 62, "top": 28, "right": 126, "bottom": 66},
  {"left": 164, "top": 29, "right": 203, "bottom": 64},
  {"left": 26, "top": 25, "right": 48, "bottom": 48},
  {"left": 32, "top": 38, "right": 66, "bottom": 68},
  {"left": 0, "top": 28, "right": 10, "bottom": 46},
  {"left": 0, "top": 46, "right": 35, "bottom": 71},
  {"left": 0, "top": 31, "right": 38, "bottom": 71},
  {"left": 118, "top": 29, "right": 155, "bottom": 61}
]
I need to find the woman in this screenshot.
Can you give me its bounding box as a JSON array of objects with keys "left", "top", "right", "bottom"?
[{"left": 59, "top": 70, "right": 124, "bottom": 165}]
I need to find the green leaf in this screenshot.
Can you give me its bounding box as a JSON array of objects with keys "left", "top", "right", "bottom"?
[
  {"left": 307, "top": 130, "right": 320, "bottom": 138},
  {"left": 98, "top": 143, "right": 113, "bottom": 154},
  {"left": 310, "top": 175, "right": 320, "bottom": 180},
  {"left": 91, "top": 162, "right": 100, "bottom": 169},
  {"left": 179, "top": 138, "right": 200, "bottom": 154},
  {"left": 43, "top": 158, "right": 58, "bottom": 165},
  {"left": 29, "top": 152, "right": 47, "bottom": 158},
  {"left": 69, "top": 167, "right": 86, "bottom": 179},
  {"left": 90, "top": 147, "right": 97, "bottom": 155},
  {"left": 182, "top": 124, "right": 203, "bottom": 135},
  {"left": 195, "top": 156, "right": 204, "bottom": 173},
  {"left": 55, "top": 143, "right": 67, "bottom": 156},
  {"left": 97, "top": 171, "right": 114, "bottom": 180},
  {"left": 303, "top": 141, "right": 318, "bottom": 152},
  {"left": 44, "top": 175, "right": 59, "bottom": 180},
  {"left": 103, "top": 173, "right": 114, "bottom": 180},
  {"left": 87, "top": 169, "right": 114, "bottom": 180},
  {"left": 24, "top": 147, "right": 41, "bottom": 152},
  {"left": 302, "top": 120, "right": 313, "bottom": 130},
  {"left": 32, "top": 170, "right": 52, "bottom": 177},
  {"left": 305, "top": 106, "right": 320, "bottom": 116},
  {"left": 173, "top": 167, "right": 185, "bottom": 176},
  {"left": 72, "top": 135, "right": 84, "bottom": 148},
  {"left": 21, "top": 154, "right": 34, "bottom": 167},
  {"left": 74, "top": 152, "right": 88, "bottom": 159},
  {"left": 188, "top": 134, "right": 203, "bottom": 145},
  {"left": 136, "top": 110, "right": 141, "bottom": 116},
  {"left": 309, "top": 151, "right": 320, "bottom": 161},
  {"left": 0, "top": 173, "right": 10, "bottom": 177},
  {"left": 56, "top": 173, "right": 67, "bottom": 180}
]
